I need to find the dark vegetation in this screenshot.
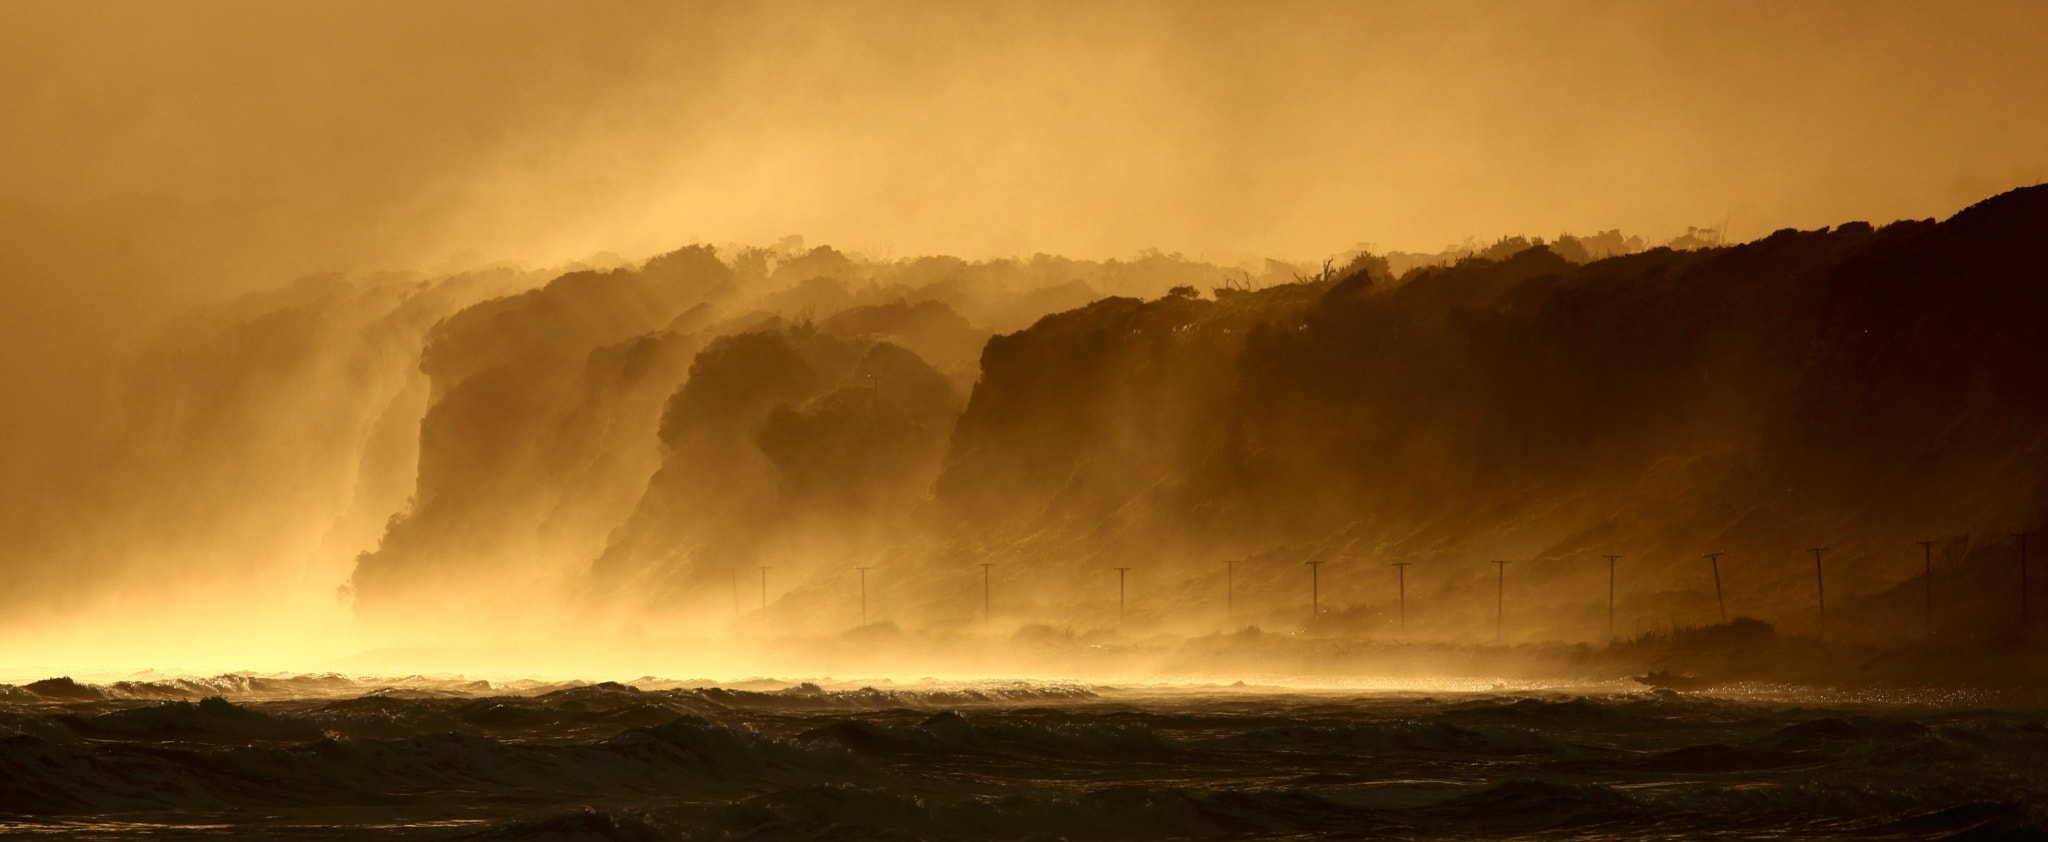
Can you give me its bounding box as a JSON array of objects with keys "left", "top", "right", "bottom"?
[
  {"left": 925, "top": 187, "right": 2047, "bottom": 643},
  {"left": 348, "top": 185, "right": 2048, "bottom": 645}
]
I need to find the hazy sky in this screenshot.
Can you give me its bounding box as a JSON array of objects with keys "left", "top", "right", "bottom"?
[{"left": 3, "top": 0, "right": 2046, "bottom": 280}]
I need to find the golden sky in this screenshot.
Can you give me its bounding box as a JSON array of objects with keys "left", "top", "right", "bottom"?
[{"left": 3, "top": 0, "right": 2046, "bottom": 274}]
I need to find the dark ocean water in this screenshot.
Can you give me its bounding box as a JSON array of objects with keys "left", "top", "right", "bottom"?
[{"left": 1, "top": 675, "right": 2044, "bottom": 840}]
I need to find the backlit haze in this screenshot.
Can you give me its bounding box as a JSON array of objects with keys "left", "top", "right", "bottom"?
[{"left": 2, "top": 1, "right": 2046, "bottom": 680}]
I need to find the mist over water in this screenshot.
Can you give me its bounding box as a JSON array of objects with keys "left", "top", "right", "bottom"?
[{"left": 2, "top": 190, "right": 2045, "bottom": 681}]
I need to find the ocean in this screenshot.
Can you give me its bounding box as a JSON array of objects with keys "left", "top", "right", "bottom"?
[{"left": 2, "top": 674, "right": 2043, "bottom": 839}]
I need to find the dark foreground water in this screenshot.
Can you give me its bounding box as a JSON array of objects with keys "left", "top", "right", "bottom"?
[{"left": 2, "top": 674, "right": 2044, "bottom": 840}]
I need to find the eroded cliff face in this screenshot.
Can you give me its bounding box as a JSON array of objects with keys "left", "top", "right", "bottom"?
[
  {"left": 344, "top": 248, "right": 738, "bottom": 635},
  {"left": 588, "top": 327, "right": 967, "bottom": 627},
  {"left": 332, "top": 245, "right": 1253, "bottom": 641},
  {"left": 332, "top": 187, "right": 2048, "bottom": 646}
]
